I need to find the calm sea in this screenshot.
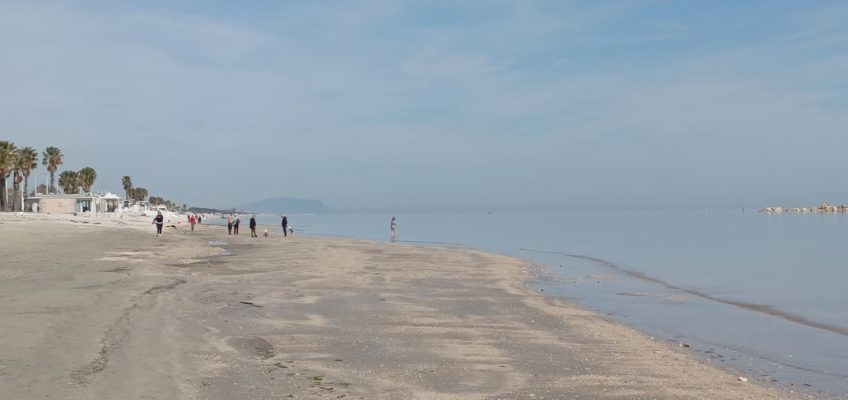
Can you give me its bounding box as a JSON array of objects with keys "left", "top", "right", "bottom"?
[{"left": 240, "top": 210, "right": 848, "bottom": 397}]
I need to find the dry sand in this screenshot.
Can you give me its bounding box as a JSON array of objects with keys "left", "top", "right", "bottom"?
[{"left": 0, "top": 215, "right": 810, "bottom": 399}]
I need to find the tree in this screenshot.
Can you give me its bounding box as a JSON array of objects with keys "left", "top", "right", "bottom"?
[
  {"left": 12, "top": 149, "right": 30, "bottom": 211},
  {"left": 122, "top": 176, "right": 133, "bottom": 201},
  {"left": 12, "top": 165, "right": 22, "bottom": 211},
  {"left": 16, "top": 147, "right": 38, "bottom": 202},
  {"left": 0, "top": 141, "right": 17, "bottom": 211},
  {"left": 58, "top": 170, "right": 79, "bottom": 194},
  {"left": 77, "top": 167, "right": 97, "bottom": 193},
  {"left": 131, "top": 187, "right": 148, "bottom": 202},
  {"left": 42, "top": 147, "right": 63, "bottom": 194}
]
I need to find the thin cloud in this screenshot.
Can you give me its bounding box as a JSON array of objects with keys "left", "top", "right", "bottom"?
[{"left": 1, "top": 1, "right": 847, "bottom": 208}]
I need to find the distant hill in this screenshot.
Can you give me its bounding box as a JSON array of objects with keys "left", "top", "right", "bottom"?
[{"left": 239, "top": 197, "right": 328, "bottom": 214}]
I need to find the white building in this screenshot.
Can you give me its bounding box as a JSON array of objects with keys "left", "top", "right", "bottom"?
[{"left": 25, "top": 192, "right": 122, "bottom": 214}]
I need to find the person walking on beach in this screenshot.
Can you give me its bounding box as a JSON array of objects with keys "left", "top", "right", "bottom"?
[
  {"left": 233, "top": 215, "right": 241, "bottom": 235},
  {"left": 249, "top": 215, "right": 257, "bottom": 238},
  {"left": 390, "top": 217, "right": 397, "bottom": 242},
  {"left": 197, "top": 215, "right": 202, "bottom": 224},
  {"left": 226, "top": 213, "right": 233, "bottom": 235},
  {"left": 153, "top": 211, "right": 164, "bottom": 237},
  {"left": 189, "top": 214, "right": 196, "bottom": 232},
  {"left": 281, "top": 215, "right": 288, "bottom": 238}
]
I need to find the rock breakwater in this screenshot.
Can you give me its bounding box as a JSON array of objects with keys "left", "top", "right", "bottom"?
[{"left": 760, "top": 203, "right": 848, "bottom": 213}]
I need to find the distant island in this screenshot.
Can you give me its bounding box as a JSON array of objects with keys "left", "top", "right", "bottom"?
[
  {"left": 760, "top": 203, "right": 848, "bottom": 213},
  {"left": 239, "top": 197, "right": 328, "bottom": 215}
]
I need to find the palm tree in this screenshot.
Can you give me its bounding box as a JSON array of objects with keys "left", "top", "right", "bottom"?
[
  {"left": 12, "top": 155, "right": 24, "bottom": 211},
  {"left": 122, "top": 176, "right": 133, "bottom": 201},
  {"left": 77, "top": 167, "right": 97, "bottom": 193},
  {"left": 58, "top": 170, "right": 79, "bottom": 194},
  {"left": 17, "top": 147, "right": 38, "bottom": 198},
  {"left": 132, "top": 187, "right": 148, "bottom": 202},
  {"left": 0, "top": 141, "right": 17, "bottom": 211},
  {"left": 42, "top": 146, "right": 63, "bottom": 194}
]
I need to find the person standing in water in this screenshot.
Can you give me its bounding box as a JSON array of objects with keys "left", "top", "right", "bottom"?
[
  {"left": 390, "top": 217, "right": 397, "bottom": 242},
  {"left": 153, "top": 211, "right": 164, "bottom": 237},
  {"left": 233, "top": 215, "right": 241, "bottom": 235},
  {"left": 281, "top": 215, "right": 288, "bottom": 238},
  {"left": 249, "top": 215, "right": 258, "bottom": 237},
  {"left": 226, "top": 213, "right": 234, "bottom": 235}
]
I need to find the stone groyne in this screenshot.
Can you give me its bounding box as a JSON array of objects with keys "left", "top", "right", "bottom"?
[{"left": 760, "top": 203, "right": 848, "bottom": 213}]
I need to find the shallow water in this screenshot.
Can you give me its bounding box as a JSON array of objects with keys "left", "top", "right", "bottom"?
[{"left": 244, "top": 210, "right": 848, "bottom": 397}]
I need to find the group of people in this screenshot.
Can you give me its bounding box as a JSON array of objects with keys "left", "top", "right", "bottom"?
[
  {"left": 223, "top": 213, "right": 293, "bottom": 238},
  {"left": 152, "top": 212, "right": 398, "bottom": 241},
  {"left": 188, "top": 214, "right": 202, "bottom": 232},
  {"left": 225, "top": 213, "right": 241, "bottom": 235},
  {"left": 152, "top": 212, "right": 204, "bottom": 236}
]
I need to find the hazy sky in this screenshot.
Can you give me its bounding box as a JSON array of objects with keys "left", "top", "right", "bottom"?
[{"left": 2, "top": 1, "right": 847, "bottom": 210}]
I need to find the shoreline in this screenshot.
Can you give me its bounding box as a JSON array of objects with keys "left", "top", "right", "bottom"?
[{"left": 0, "top": 214, "right": 811, "bottom": 399}]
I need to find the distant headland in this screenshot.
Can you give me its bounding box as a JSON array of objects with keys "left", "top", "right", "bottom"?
[
  {"left": 188, "top": 197, "right": 328, "bottom": 215},
  {"left": 760, "top": 203, "right": 848, "bottom": 213}
]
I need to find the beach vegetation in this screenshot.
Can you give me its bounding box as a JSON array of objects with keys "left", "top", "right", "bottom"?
[
  {"left": 0, "top": 142, "right": 181, "bottom": 212},
  {"left": 130, "top": 187, "right": 148, "bottom": 202},
  {"left": 77, "top": 167, "right": 97, "bottom": 193},
  {"left": 42, "top": 146, "right": 63, "bottom": 194},
  {"left": 16, "top": 147, "right": 38, "bottom": 201},
  {"left": 11, "top": 149, "right": 36, "bottom": 211},
  {"left": 122, "top": 175, "right": 133, "bottom": 200},
  {"left": 12, "top": 163, "right": 22, "bottom": 211},
  {"left": 58, "top": 170, "right": 80, "bottom": 194},
  {"left": 0, "top": 143, "right": 178, "bottom": 212},
  {"left": 0, "top": 141, "right": 16, "bottom": 211}
]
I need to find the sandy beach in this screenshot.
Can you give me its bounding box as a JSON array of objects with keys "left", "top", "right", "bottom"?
[{"left": 0, "top": 215, "right": 809, "bottom": 399}]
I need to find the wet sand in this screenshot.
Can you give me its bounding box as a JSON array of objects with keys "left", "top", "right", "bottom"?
[{"left": 0, "top": 217, "right": 810, "bottom": 399}]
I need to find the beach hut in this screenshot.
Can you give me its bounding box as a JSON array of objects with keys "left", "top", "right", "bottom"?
[
  {"left": 27, "top": 193, "right": 102, "bottom": 214},
  {"left": 99, "top": 193, "right": 121, "bottom": 213},
  {"left": 23, "top": 197, "right": 40, "bottom": 212}
]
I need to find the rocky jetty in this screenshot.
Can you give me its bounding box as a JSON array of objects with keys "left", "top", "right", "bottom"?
[{"left": 760, "top": 203, "right": 848, "bottom": 213}]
